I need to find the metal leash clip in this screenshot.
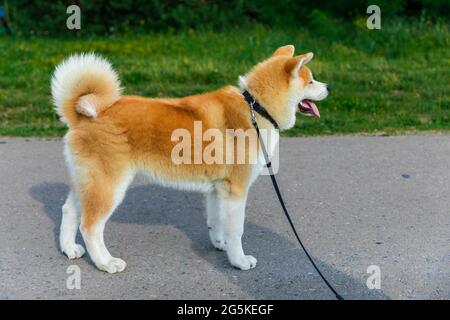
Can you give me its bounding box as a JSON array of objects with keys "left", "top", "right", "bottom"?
[{"left": 249, "top": 99, "right": 258, "bottom": 126}]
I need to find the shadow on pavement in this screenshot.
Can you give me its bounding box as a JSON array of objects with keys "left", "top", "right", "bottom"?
[{"left": 30, "top": 181, "right": 389, "bottom": 300}]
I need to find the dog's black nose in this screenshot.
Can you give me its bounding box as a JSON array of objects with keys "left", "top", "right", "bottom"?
[{"left": 326, "top": 84, "right": 332, "bottom": 92}]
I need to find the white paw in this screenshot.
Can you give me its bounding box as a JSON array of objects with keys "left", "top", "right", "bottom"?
[
  {"left": 97, "top": 257, "right": 127, "bottom": 274},
  {"left": 230, "top": 255, "right": 257, "bottom": 271},
  {"left": 62, "top": 243, "right": 85, "bottom": 259},
  {"left": 209, "top": 230, "right": 226, "bottom": 251}
]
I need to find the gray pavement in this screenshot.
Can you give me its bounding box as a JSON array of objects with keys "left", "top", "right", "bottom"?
[{"left": 0, "top": 135, "right": 449, "bottom": 300}]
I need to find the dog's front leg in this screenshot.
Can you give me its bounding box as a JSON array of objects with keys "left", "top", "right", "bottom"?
[{"left": 222, "top": 195, "right": 257, "bottom": 270}]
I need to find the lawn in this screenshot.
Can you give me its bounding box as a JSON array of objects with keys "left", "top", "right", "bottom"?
[{"left": 0, "top": 20, "right": 449, "bottom": 137}]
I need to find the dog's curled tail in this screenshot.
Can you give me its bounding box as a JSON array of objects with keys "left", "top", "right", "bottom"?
[{"left": 51, "top": 53, "right": 121, "bottom": 127}]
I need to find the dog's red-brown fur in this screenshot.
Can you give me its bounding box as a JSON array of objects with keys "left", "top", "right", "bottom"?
[{"left": 62, "top": 46, "right": 312, "bottom": 234}]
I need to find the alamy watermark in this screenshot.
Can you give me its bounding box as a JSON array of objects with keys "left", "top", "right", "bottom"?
[
  {"left": 65, "top": 4, "right": 381, "bottom": 31},
  {"left": 66, "top": 5, "right": 81, "bottom": 30},
  {"left": 170, "top": 121, "right": 279, "bottom": 175},
  {"left": 66, "top": 265, "right": 81, "bottom": 290},
  {"left": 367, "top": 5, "right": 381, "bottom": 30},
  {"left": 64, "top": 5, "right": 381, "bottom": 31},
  {"left": 366, "top": 265, "right": 381, "bottom": 289}
]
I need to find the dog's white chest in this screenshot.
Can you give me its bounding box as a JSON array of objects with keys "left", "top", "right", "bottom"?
[{"left": 249, "top": 129, "right": 279, "bottom": 185}]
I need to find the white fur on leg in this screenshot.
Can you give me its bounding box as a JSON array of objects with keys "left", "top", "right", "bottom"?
[
  {"left": 206, "top": 191, "right": 226, "bottom": 251},
  {"left": 222, "top": 195, "right": 257, "bottom": 270},
  {"left": 81, "top": 219, "right": 126, "bottom": 274},
  {"left": 79, "top": 169, "right": 135, "bottom": 274},
  {"left": 60, "top": 192, "right": 85, "bottom": 259}
]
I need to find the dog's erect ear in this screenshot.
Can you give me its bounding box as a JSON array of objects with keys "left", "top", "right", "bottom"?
[
  {"left": 284, "top": 52, "right": 314, "bottom": 77},
  {"left": 272, "top": 45, "right": 295, "bottom": 57}
]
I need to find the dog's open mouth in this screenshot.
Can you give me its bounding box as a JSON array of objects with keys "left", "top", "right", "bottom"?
[{"left": 298, "top": 100, "right": 320, "bottom": 118}]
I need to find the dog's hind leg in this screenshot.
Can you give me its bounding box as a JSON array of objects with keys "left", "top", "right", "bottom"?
[
  {"left": 60, "top": 191, "right": 85, "bottom": 259},
  {"left": 206, "top": 190, "right": 226, "bottom": 251},
  {"left": 78, "top": 169, "right": 135, "bottom": 274}
]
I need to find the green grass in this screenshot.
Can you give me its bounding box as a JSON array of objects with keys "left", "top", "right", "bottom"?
[{"left": 0, "top": 20, "right": 449, "bottom": 137}]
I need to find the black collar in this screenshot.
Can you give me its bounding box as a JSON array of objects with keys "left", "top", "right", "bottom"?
[{"left": 242, "top": 90, "right": 279, "bottom": 130}]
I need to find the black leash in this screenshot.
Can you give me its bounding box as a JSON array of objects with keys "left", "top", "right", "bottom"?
[{"left": 243, "top": 90, "right": 344, "bottom": 300}]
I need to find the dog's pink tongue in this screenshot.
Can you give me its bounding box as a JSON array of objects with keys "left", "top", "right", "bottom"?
[{"left": 308, "top": 100, "right": 320, "bottom": 118}]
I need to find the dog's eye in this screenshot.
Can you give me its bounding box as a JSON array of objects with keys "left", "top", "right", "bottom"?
[{"left": 308, "top": 81, "right": 313, "bottom": 85}]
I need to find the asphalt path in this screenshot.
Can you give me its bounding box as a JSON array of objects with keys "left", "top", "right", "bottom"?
[{"left": 0, "top": 135, "right": 448, "bottom": 299}]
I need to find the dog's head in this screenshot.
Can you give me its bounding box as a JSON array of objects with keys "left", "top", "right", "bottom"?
[{"left": 239, "top": 45, "right": 329, "bottom": 130}]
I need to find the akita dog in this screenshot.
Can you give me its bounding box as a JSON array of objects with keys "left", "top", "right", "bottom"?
[{"left": 51, "top": 45, "right": 329, "bottom": 273}]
